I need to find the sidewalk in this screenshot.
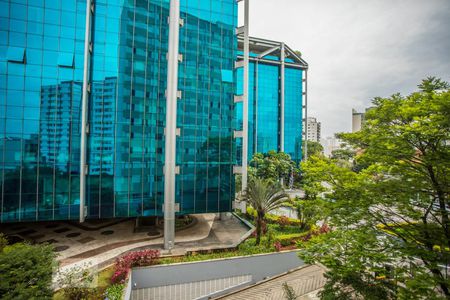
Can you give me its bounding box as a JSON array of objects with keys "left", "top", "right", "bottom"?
[{"left": 57, "top": 213, "right": 252, "bottom": 271}]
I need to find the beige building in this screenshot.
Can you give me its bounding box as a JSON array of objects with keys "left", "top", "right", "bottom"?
[{"left": 305, "top": 117, "right": 321, "bottom": 142}]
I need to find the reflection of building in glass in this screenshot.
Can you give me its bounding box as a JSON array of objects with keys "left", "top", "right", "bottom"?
[
  {"left": 88, "top": 77, "right": 117, "bottom": 176},
  {"left": 39, "top": 81, "right": 82, "bottom": 172},
  {"left": 0, "top": 0, "right": 238, "bottom": 222},
  {"left": 236, "top": 37, "right": 308, "bottom": 163}
]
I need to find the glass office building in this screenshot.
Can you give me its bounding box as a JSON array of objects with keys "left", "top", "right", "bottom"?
[
  {"left": 236, "top": 36, "right": 308, "bottom": 163},
  {"left": 0, "top": 0, "right": 237, "bottom": 222}
]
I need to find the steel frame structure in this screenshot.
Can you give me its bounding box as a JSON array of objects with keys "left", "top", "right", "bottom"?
[{"left": 235, "top": 34, "right": 309, "bottom": 191}]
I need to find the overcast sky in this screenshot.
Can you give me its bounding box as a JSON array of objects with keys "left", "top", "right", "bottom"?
[{"left": 243, "top": 0, "right": 450, "bottom": 137}]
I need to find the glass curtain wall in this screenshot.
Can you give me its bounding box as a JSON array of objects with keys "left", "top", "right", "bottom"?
[
  {"left": 236, "top": 58, "right": 303, "bottom": 164},
  {"left": 0, "top": 0, "right": 86, "bottom": 222},
  {"left": 0, "top": 0, "right": 237, "bottom": 222}
]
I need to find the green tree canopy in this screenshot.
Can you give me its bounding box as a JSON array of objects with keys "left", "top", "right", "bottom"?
[
  {"left": 0, "top": 241, "right": 56, "bottom": 299},
  {"left": 302, "top": 141, "right": 324, "bottom": 159},
  {"left": 299, "top": 77, "right": 450, "bottom": 298},
  {"left": 250, "top": 151, "right": 297, "bottom": 185}
]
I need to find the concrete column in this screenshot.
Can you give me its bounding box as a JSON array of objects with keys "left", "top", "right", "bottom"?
[
  {"left": 241, "top": 0, "right": 249, "bottom": 193},
  {"left": 164, "top": 0, "right": 180, "bottom": 250},
  {"left": 280, "top": 43, "right": 285, "bottom": 152},
  {"left": 80, "top": 0, "right": 92, "bottom": 223}
]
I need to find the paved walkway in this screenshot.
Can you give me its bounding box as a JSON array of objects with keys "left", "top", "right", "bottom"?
[
  {"left": 216, "top": 265, "right": 326, "bottom": 300},
  {"left": 1, "top": 213, "right": 252, "bottom": 272}
]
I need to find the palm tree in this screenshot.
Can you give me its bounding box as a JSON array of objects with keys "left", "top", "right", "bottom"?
[{"left": 243, "top": 178, "right": 289, "bottom": 245}]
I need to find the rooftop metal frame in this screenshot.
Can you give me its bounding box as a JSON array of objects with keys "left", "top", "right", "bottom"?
[{"left": 237, "top": 35, "right": 309, "bottom": 70}]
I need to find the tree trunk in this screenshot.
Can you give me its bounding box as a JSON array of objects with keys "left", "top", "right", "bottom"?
[
  {"left": 256, "top": 217, "right": 262, "bottom": 245},
  {"left": 421, "top": 216, "right": 449, "bottom": 296},
  {"left": 427, "top": 165, "right": 450, "bottom": 249}
]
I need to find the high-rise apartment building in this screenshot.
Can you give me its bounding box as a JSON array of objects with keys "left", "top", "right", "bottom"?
[
  {"left": 305, "top": 117, "right": 321, "bottom": 142},
  {"left": 352, "top": 109, "right": 365, "bottom": 132}
]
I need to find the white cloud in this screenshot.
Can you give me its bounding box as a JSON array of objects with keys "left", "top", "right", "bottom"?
[{"left": 248, "top": 0, "right": 450, "bottom": 136}]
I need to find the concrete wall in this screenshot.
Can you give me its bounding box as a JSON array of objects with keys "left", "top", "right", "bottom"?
[{"left": 131, "top": 251, "right": 304, "bottom": 290}]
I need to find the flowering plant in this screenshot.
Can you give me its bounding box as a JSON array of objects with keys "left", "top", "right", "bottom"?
[{"left": 111, "top": 249, "right": 160, "bottom": 283}]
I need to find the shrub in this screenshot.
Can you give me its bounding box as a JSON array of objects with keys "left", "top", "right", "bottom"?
[
  {"left": 275, "top": 233, "right": 307, "bottom": 246},
  {"left": 104, "top": 283, "right": 125, "bottom": 300},
  {"left": 112, "top": 249, "right": 160, "bottom": 284},
  {"left": 247, "top": 206, "right": 303, "bottom": 227},
  {"left": 319, "top": 223, "right": 331, "bottom": 234},
  {"left": 274, "top": 241, "right": 282, "bottom": 252},
  {"left": 246, "top": 206, "right": 257, "bottom": 219},
  {"left": 0, "top": 234, "right": 6, "bottom": 252},
  {"left": 282, "top": 282, "right": 298, "bottom": 300},
  {"left": 0, "top": 242, "right": 56, "bottom": 299},
  {"left": 277, "top": 216, "right": 290, "bottom": 228},
  {"left": 265, "top": 214, "right": 302, "bottom": 226},
  {"left": 57, "top": 264, "right": 95, "bottom": 300}
]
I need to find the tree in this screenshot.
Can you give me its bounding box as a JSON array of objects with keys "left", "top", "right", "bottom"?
[
  {"left": 243, "top": 178, "right": 289, "bottom": 245},
  {"left": 0, "top": 242, "right": 56, "bottom": 299},
  {"left": 250, "top": 151, "right": 297, "bottom": 185},
  {"left": 282, "top": 282, "right": 298, "bottom": 300},
  {"left": 295, "top": 198, "right": 327, "bottom": 230},
  {"left": 302, "top": 141, "right": 324, "bottom": 159},
  {"left": 330, "top": 148, "right": 355, "bottom": 161},
  {"left": 299, "top": 78, "right": 450, "bottom": 298}
]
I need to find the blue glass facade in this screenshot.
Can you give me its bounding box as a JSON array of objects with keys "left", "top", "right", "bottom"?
[
  {"left": 236, "top": 46, "right": 304, "bottom": 163},
  {"left": 0, "top": 0, "right": 237, "bottom": 222}
]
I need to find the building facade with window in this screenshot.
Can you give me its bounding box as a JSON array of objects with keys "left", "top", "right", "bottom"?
[
  {"left": 236, "top": 37, "right": 308, "bottom": 163},
  {"left": 0, "top": 0, "right": 237, "bottom": 223},
  {"left": 305, "top": 117, "right": 321, "bottom": 142}
]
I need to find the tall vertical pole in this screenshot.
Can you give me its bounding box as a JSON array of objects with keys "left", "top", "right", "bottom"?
[
  {"left": 254, "top": 61, "right": 258, "bottom": 154},
  {"left": 164, "top": 0, "right": 180, "bottom": 250},
  {"left": 241, "top": 0, "right": 249, "bottom": 193},
  {"left": 280, "top": 42, "right": 285, "bottom": 152},
  {"left": 304, "top": 70, "right": 308, "bottom": 161},
  {"left": 80, "top": 0, "right": 92, "bottom": 222}
]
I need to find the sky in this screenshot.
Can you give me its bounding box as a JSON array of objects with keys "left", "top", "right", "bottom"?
[{"left": 241, "top": 0, "right": 450, "bottom": 137}]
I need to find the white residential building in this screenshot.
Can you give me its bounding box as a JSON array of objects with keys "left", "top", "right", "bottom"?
[{"left": 305, "top": 117, "right": 321, "bottom": 142}]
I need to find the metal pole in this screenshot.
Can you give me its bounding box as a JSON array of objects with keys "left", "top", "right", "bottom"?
[
  {"left": 241, "top": 0, "right": 249, "bottom": 193},
  {"left": 80, "top": 0, "right": 91, "bottom": 222},
  {"left": 304, "top": 70, "right": 308, "bottom": 161},
  {"left": 164, "top": 0, "right": 180, "bottom": 250},
  {"left": 254, "top": 60, "right": 258, "bottom": 154},
  {"left": 280, "top": 42, "right": 285, "bottom": 152}
]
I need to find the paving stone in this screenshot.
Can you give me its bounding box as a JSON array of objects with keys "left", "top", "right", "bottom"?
[
  {"left": 54, "top": 245, "right": 70, "bottom": 252},
  {"left": 54, "top": 227, "right": 70, "bottom": 233},
  {"left": 45, "top": 223, "right": 60, "bottom": 229},
  {"left": 43, "top": 239, "right": 58, "bottom": 244},
  {"left": 147, "top": 230, "right": 160, "bottom": 237},
  {"left": 77, "top": 237, "right": 95, "bottom": 244},
  {"left": 17, "top": 229, "right": 37, "bottom": 236},
  {"left": 101, "top": 230, "right": 114, "bottom": 235},
  {"left": 11, "top": 226, "right": 26, "bottom": 231},
  {"left": 5, "top": 235, "right": 24, "bottom": 244},
  {"left": 29, "top": 234, "right": 45, "bottom": 240},
  {"left": 66, "top": 232, "right": 81, "bottom": 238}
]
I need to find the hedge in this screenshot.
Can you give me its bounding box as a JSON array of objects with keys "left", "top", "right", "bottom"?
[{"left": 246, "top": 206, "right": 302, "bottom": 226}]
